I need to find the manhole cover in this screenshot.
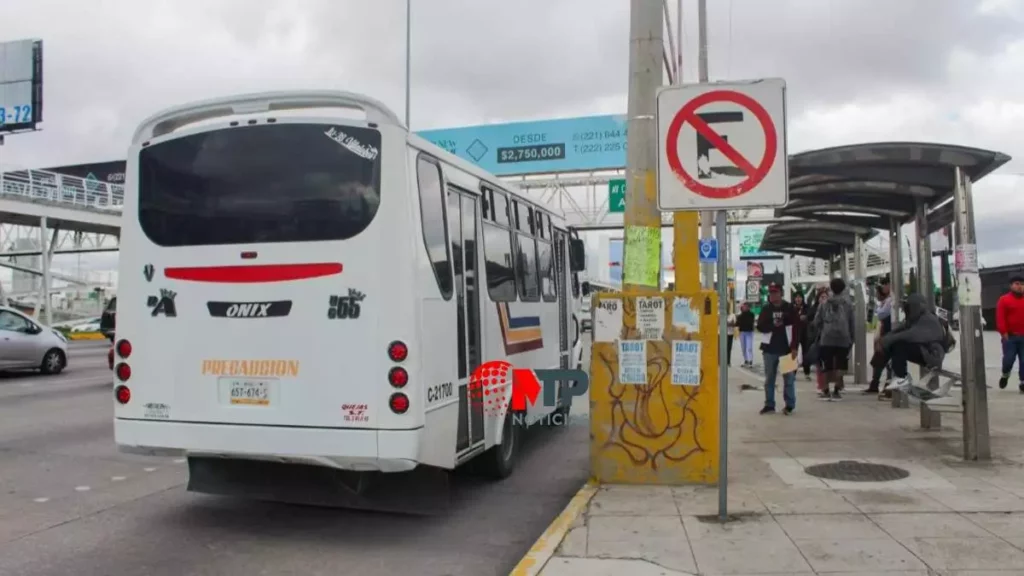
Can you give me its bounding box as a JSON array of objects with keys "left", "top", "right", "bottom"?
[{"left": 804, "top": 460, "right": 910, "bottom": 482}]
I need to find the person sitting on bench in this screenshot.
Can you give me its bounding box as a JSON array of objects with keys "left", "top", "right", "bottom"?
[{"left": 871, "top": 293, "right": 949, "bottom": 393}]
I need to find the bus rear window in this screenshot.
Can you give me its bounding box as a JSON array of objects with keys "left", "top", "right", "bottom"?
[{"left": 138, "top": 123, "right": 382, "bottom": 247}]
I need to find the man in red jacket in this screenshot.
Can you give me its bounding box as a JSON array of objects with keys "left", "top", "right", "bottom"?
[{"left": 997, "top": 274, "right": 1024, "bottom": 391}]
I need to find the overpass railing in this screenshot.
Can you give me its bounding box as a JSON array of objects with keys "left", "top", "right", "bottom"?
[{"left": 0, "top": 169, "right": 124, "bottom": 211}]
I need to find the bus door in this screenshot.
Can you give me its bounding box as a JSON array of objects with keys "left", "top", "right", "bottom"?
[
  {"left": 449, "top": 187, "right": 485, "bottom": 453},
  {"left": 553, "top": 228, "right": 571, "bottom": 403}
]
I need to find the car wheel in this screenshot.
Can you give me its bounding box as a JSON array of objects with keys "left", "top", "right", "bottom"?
[{"left": 40, "top": 349, "right": 66, "bottom": 375}]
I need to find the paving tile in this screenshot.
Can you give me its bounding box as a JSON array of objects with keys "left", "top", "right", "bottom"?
[
  {"left": 966, "top": 512, "right": 1024, "bottom": 538},
  {"left": 682, "top": 513, "right": 788, "bottom": 541},
  {"left": 838, "top": 488, "right": 952, "bottom": 513},
  {"left": 926, "top": 488, "right": 1024, "bottom": 513},
  {"left": 588, "top": 486, "right": 679, "bottom": 516},
  {"left": 673, "top": 487, "right": 768, "bottom": 516},
  {"left": 689, "top": 537, "right": 812, "bottom": 574},
  {"left": 555, "top": 524, "right": 587, "bottom": 557},
  {"left": 586, "top": 515, "right": 697, "bottom": 574},
  {"left": 794, "top": 538, "right": 927, "bottom": 573},
  {"left": 754, "top": 487, "right": 860, "bottom": 514},
  {"left": 540, "top": 556, "right": 695, "bottom": 576},
  {"left": 870, "top": 512, "right": 994, "bottom": 539},
  {"left": 775, "top": 513, "right": 889, "bottom": 540},
  {"left": 898, "top": 537, "right": 1024, "bottom": 571}
]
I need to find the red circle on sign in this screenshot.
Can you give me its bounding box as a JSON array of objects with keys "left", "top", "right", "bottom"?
[{"left": 665, "top": 89, "right": 778, "bottom": 199}]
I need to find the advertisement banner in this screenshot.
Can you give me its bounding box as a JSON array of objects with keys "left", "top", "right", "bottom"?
[{"left": 737, "top": 227, "right": 782, "bottom": 260}]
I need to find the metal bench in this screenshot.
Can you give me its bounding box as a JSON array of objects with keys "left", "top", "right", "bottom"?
[{"left": 886, "top": 368, "right": 963, "bottom": 429}]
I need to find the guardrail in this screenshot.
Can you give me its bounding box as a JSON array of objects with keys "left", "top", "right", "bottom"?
[{"left": 0, "top": 168, "right": 125, "bottom": 211}]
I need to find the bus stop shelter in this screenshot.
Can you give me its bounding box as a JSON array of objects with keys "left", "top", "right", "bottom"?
[{"left": 758, "top": 142, "right": 1012, "bottom": 461}]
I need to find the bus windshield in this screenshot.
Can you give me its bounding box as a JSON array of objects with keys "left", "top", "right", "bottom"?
[{"left": 137, "top": 123, "right": 382, "bottom": 247}]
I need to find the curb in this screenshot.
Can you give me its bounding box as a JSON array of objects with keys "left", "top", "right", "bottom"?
[
  {"left": 67, "top": 332, "right": 108, "bottom": 341},
  {"left": 508, "top": 480, "right": 598, "bottom": 576}
]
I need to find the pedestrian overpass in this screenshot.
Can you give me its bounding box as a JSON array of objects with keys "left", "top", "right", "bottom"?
[{"left": 0, "top": 168, "right": 122, "bottom": 323}]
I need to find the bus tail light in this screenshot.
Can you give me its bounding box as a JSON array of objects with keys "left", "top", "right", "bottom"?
[
  {"left": 388, "top": 367, "right": 408, "bottom": 388},
  {"left": 389, "top": 392, "right": 409, "bottom": 414},
  {"left": 388, "top": 341, "right": 408, "bottom": 362},
  {"left": 116, "top": 339, "right": 132, "bottom": 358},
  {"left": 115, "top": 363, "right": 131, "bottom": 382},
  {"left": 115, "top": 385, "right": 131, "bottom": 405}
]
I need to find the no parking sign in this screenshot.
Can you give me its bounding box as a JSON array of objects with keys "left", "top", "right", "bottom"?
[{"left": 656, "top": 78, "right": 789, "bottom": 210}]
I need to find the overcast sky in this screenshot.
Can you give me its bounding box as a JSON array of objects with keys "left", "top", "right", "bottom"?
[{"left": 2, "top": 0, "right": 1023, "bottom": 278}]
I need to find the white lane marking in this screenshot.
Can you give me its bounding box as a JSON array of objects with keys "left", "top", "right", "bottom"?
[
  {"left": 111, "top": 476, "right": 126, "bottom": 482},
  {"left": 144, "top": 467, "right": 156, "bottom": 472},
  {"left": 33, "top": 497, "right": 50, "bottom": 503},
  {"left": 74, "top": 486, "right": 91, "bottom": 492},
  {"left": 173, "top": 459, "right": 185, "bottom": 464}
]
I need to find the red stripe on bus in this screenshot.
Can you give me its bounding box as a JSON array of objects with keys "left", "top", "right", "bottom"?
[{"left": 164, "top": 263, "right": 343, "bottom": 283}]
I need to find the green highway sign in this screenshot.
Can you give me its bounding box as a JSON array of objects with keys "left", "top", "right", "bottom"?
[{"left": 609, "top": 179, "right": 626, "bottom": 213}]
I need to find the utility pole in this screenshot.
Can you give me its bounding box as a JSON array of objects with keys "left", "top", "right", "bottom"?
[
  {"left": 623, "top": 0, "right": 664, "bottom": 293},
  {"left": 697, "top": 0, "right": 713, "bottom": 289},
  {"left": 671, "top": 0, "right": 701, "bottom": 293}
]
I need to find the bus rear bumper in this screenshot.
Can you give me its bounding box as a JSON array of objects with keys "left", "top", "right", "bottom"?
[{"left": 114, "top": 418, "right": 421, "bottom": 473}]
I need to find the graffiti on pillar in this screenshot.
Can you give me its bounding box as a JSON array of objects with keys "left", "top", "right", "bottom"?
[{"left": 590, "top": 293, "right": 719, "bottom": 484}]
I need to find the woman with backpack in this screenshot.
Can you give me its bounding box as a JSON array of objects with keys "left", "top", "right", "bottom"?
[{"left": 812, "top": 278, "right": 856, "bottom": 401}]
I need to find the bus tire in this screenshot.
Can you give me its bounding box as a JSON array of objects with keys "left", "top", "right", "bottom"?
[{"left": 479, "top": 410, "right": 519, "bottom": 479}]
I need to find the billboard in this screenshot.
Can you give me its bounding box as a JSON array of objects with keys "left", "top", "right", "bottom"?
[
  {"left": 418, "top": 115, "right": 627, "bottom": 176},
  {"left": 737, "top": 226, "right": 782, "bottom": 260},
  {"left": 0, "top": 39, "right": 43, "bottom": 134}
]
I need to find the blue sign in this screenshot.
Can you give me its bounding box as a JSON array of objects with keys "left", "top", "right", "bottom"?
[
  {"left": 698, "top": 238, "right": 719, "bottom": 264},
  {"left": 417, "top": 115, "right": 627, "bottom": 176}
]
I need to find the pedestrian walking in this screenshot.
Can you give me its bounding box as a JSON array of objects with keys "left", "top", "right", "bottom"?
[
  {"left": 791, "top": 292, "right": 811, "bottom": 380},
  {"left": 757, "top": 284, "right": 798, "bottom": 415},
  {"left": 736, "top": 302, "right": 756, "bottom": 368},
  {"left": 997, "top": 273, "right": 1024, "bottom": 391},
  {"left": 812, "top": 278, "right": 855, "bottom": 401}
]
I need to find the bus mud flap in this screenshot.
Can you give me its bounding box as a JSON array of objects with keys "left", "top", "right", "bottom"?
[{"left": 187, "top": 456, "right": 452, "bottom": 515}]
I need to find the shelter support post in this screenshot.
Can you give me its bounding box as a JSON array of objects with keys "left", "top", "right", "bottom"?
[
  {"left": 840, "top": 247, "right": 850, "bottom": 283},
  {"left": 915, "top": 201, "right": 934, "bottom": 303},
  {"left": 915, "top": 201, "right": 935, "bottom": 383},
  {"left": 889, "top": 219, "right": 909, "bottom": 408},
  {"left": 954, "top": 167, "right": 990, "bottom": 461},
  {"left": 853, "top": 236, "right": 867, "bottom": 385}
]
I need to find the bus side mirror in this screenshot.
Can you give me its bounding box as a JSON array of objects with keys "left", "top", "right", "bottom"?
[
  {"left": 581, "top": 281, "right": 592, "bottom": 296},
  {"left": 569, "top": 239, "right": 586, "bottom": 272}
]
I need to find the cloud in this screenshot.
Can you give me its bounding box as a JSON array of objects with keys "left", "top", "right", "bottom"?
[{"left": 0, "top": 0, "right": 1022, "bottom": 280}]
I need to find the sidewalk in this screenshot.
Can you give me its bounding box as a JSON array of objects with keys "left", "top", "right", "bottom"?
[{"left": 515, "top": 363, "right": 1024, "bottom": 575}]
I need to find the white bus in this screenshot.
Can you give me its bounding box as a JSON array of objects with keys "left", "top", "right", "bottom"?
[{"left": 112, "top": 91, "right": 589, "bottom": 512}]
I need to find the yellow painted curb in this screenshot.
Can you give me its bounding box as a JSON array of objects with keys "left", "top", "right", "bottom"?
[
  {"left": 67, "top": 332, "right": 108, "bottom": 341},
  {"left": 508, "top": 480, "right": 598, "bottom": 576}
]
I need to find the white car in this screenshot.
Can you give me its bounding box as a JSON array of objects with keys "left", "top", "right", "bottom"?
[{"left": 0, "top": 306, "right": 69, "bottom": 374}]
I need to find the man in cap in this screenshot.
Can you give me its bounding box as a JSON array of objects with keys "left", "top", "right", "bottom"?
[
  {"left": 997, "top": 273, "right": 1024, "bottom": 391},
  {"left": 756, "top": 283, "right": 799, "bottom": 415}
]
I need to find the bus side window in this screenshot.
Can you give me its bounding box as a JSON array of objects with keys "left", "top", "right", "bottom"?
[
  {"left": 482, "top": 188, "right": 517, "bottom": 302},
  {"left": 415, "top": 155, "right": 453, "bottom": 300}
]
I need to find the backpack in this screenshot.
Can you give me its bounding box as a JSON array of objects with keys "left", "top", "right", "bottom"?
[{"left": 821, "top": 299, "right": 852, "bottom": 346}]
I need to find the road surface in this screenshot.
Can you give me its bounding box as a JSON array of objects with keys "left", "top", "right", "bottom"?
[{"left": 0, "top": 339, "right": 593, "bottom": 576}]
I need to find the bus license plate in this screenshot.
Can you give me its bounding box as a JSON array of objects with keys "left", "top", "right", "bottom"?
[{"left": 225, "top": 379, "right": 273, "bottom": 406}]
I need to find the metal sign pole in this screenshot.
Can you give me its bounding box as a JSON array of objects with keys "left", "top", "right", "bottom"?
[
  {"left": 716, "top": 211, "right": 729, "bottom": 521},
  {"left": 953, "top": 166, "right": 990, "bottom": 460}
]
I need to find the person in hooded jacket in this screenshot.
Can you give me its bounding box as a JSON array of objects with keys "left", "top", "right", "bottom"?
[
  {"left": 873, "top": 292, "right": 948, "bottom": 392},
  {"left": 812, "top": 278, "right": 856, "bottom": 400}
]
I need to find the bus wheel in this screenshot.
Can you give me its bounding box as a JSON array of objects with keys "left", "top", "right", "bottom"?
[{"left": 479, "top": 410, "right": 519, "bottom": 479}]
